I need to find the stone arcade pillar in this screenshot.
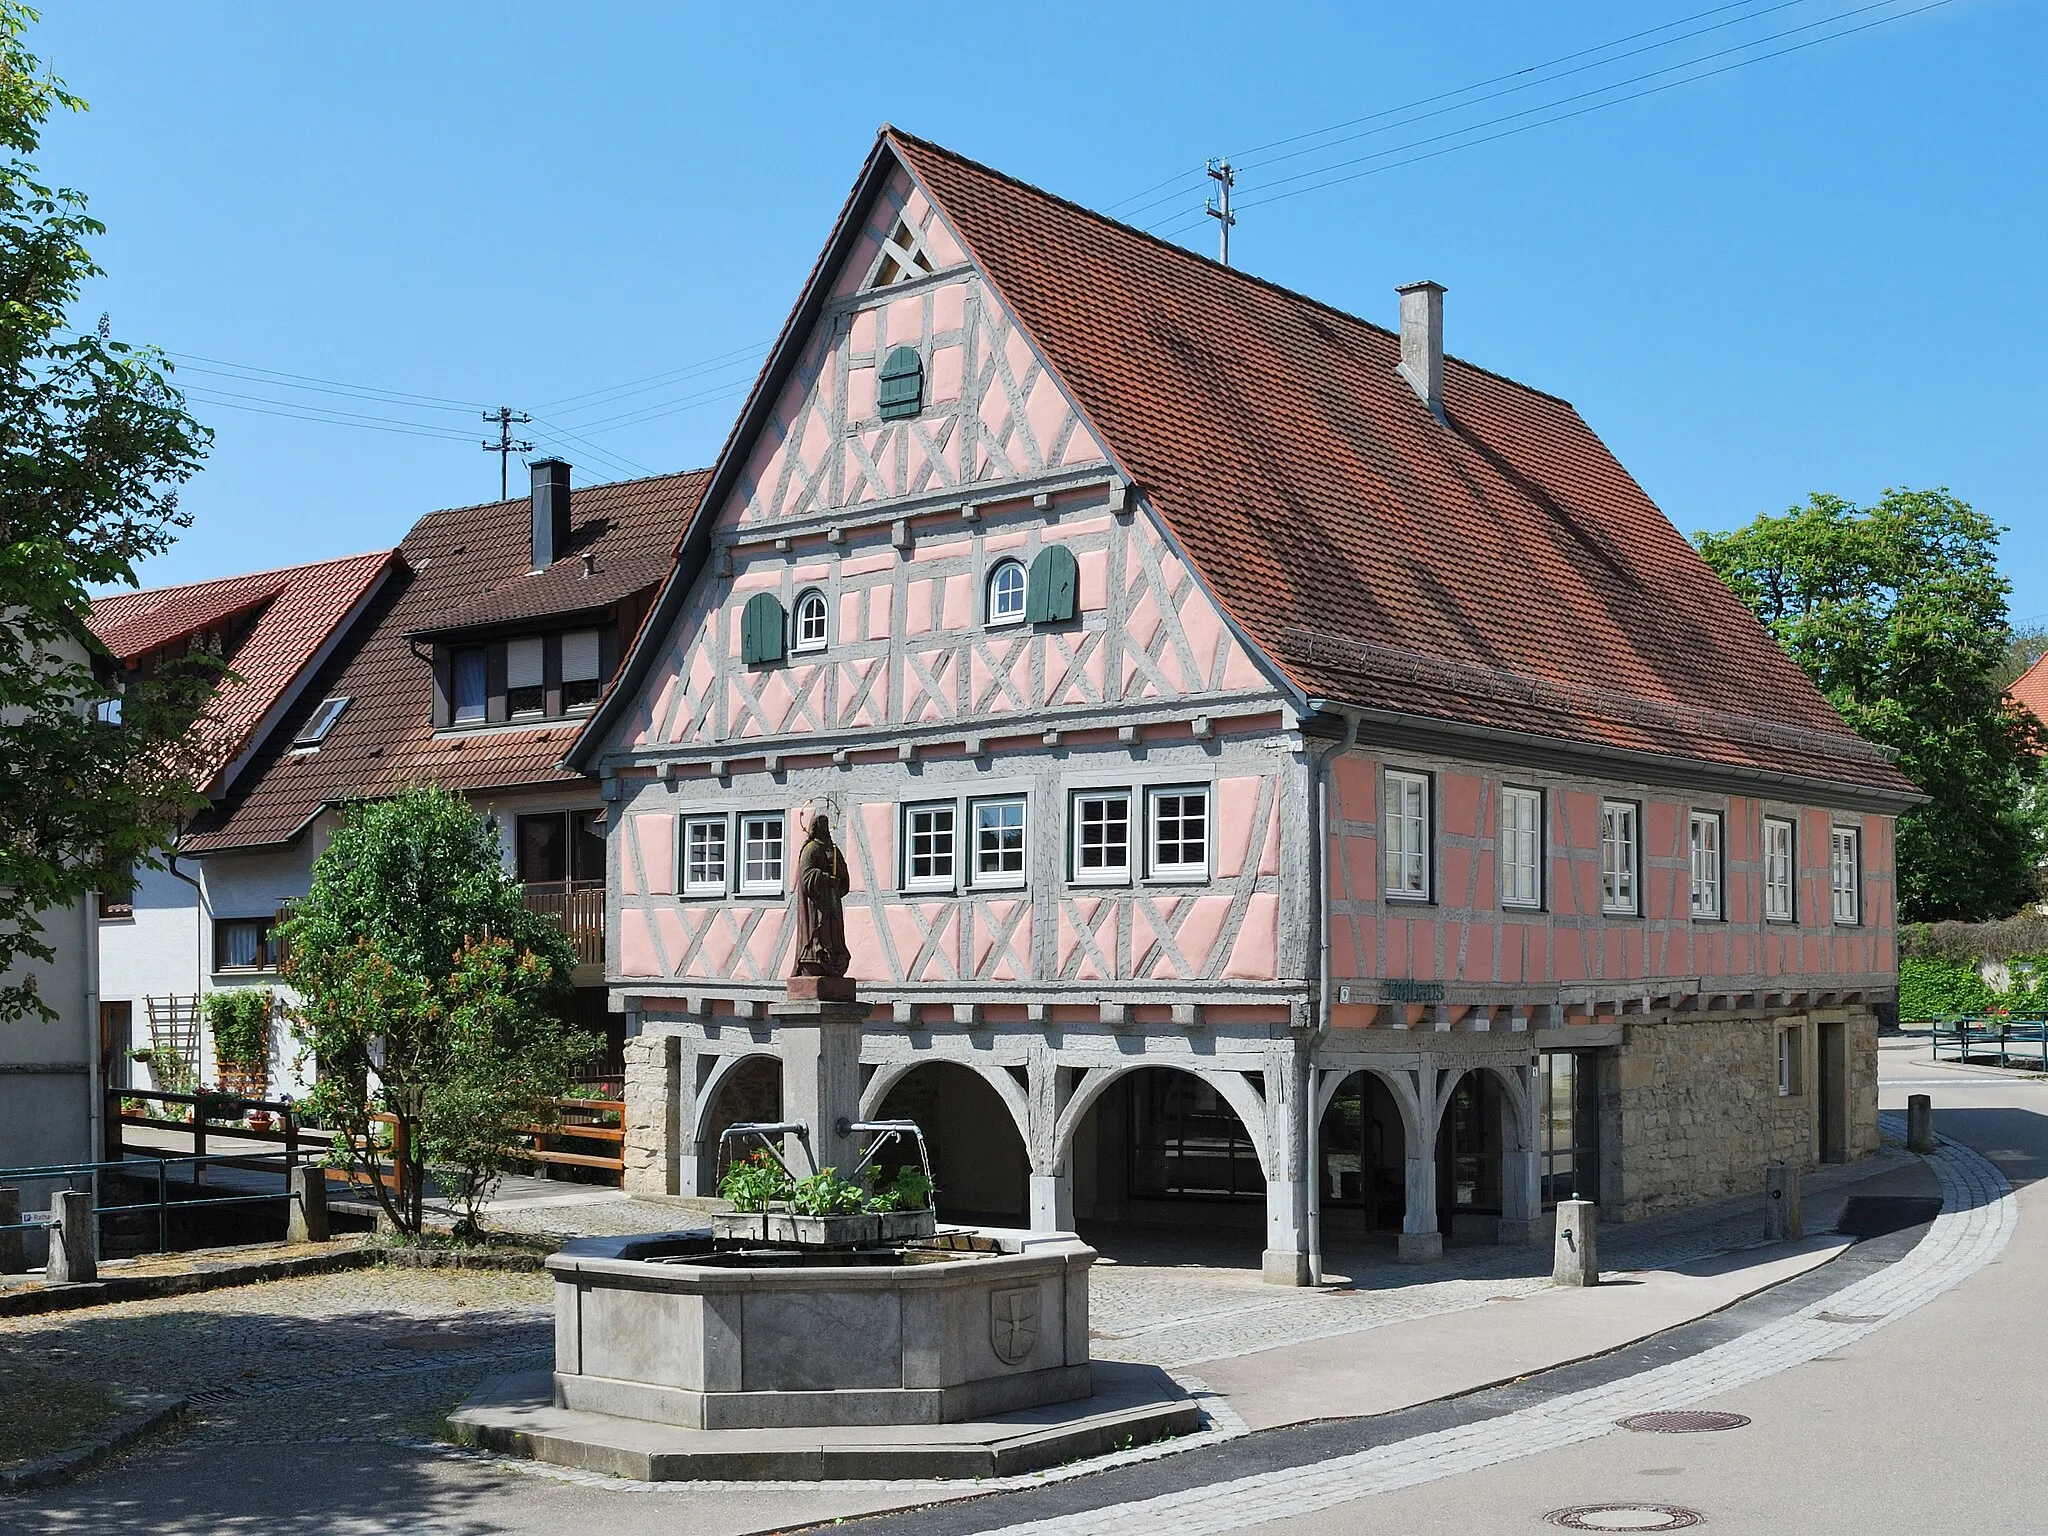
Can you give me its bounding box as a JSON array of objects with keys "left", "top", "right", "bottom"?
[
  {"left": 622, "top": 1032, "right": 682, "bottom": 1197},
  {"left": 1399, "top": 1062, "right": 1442, "bottom": 1263},
  {"left": 1262, "top": 1046, "right": 1312, "bottom": 1286},
  {"left": 1027, "top": 1053, "right": 1073, "bottom": 1232},
  {"left": 1495, "top": 1062, "right": 1543, "bottom": 1246},
  {"left": 772, "top": 995, "right": 867, "bottom": 1178}
]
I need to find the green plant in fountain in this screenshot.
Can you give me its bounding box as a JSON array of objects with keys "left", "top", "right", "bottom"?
[
  {"left": 717, "top": 1150, "right": 794, "bottom": 1212},
  {"left": 868, "top": 1165, "right": 934, "bottom": 1212},
  {"left": 790, "top": 1168, "right": 870, "bottom": 1216}
]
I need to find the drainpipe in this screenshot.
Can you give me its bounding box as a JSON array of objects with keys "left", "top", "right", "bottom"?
[{"left": 84, "top": 885, "right": 104, "bottom": 1259}]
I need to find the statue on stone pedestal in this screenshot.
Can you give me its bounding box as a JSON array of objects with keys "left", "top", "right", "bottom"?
[{"left": 793, "top": 812, "right": 851, "bottom": 981}]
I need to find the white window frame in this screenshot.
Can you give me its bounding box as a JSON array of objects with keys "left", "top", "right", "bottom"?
[
  {"left": 1499, "top": 785, "right": 1542, "bottom": 910},
  {"left": 1069, "top": 789, "right": 1132, "bottom": 885},
  {"left": 682, "top": 814, "right": 729, "bottom": 897},
  {"left": 1830, "top": 826, "right": 1860, "bottom": 925},
  {"left": 1600, "top": 801, "right": 1638, "bottom": 916},
  {"left": 1688, "top": 810, "right": 1722, "bottom": 920},
  {"left": 987, "top": 559, "right": 1027, "bottom": 628},
  {"left": 970, "top": 796, "right": 1027, "bottom": 890},
  {"left": 739, "top": 812, "right": 786, "bottom": 896},
  {"left": 1763, "top": 817, "right": 1795, "bottom": 922},
  {"left": 902, "top": 801, "right": 958, "bottom": 893},
  {"left": 792, "top": 589, "right": 829, "bottom": 654},
  {"left": 1383, "top": 770, "right": 1430, "bottom": 901},
  {"left": 1778, "top": 1024, "right": 1804, "bottom": 1096},
  {"left": 1145, "top": 785, "right": 1210, "bottom": 883}
]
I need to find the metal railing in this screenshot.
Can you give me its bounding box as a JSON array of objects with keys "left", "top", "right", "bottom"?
[{"left": 0, "top": 1150, "right": 304, "bottom": 1257}]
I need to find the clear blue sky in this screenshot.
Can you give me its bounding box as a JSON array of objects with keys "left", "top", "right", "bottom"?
[{"left": 32, "top": 3, "right": 2046, "bottom": 619}]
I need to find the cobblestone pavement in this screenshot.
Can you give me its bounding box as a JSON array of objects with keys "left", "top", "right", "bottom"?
[{"left": 967, "top": 1117, "right": 2016, "bottom": 1536}]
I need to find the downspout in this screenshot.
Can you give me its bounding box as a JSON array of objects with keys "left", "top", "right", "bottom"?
[{"left": 84, "top": 884, "right": 104, "bottom": 1260}]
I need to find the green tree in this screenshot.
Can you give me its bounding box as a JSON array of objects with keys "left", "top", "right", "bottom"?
[
  {"left": 1696, "top": 488, "right": 2043, "bottom": 922},
  {"left": 278, "top": 787, "right": 592, "bottom": 1236},
  {"left": 0, "top": 5, "right": 215, "bottom": 1022}
]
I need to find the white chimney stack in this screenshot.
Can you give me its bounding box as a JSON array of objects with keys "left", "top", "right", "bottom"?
[{"left": 1396, "top": 280, "right": 1446, "bottom": 420}]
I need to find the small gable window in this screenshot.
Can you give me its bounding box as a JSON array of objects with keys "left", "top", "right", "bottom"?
[
  {"left": 871, "top": 215, "right": 936, "bottom": 287},
  {"left": 293, "top": 695, "right": 351, "bottom": 747},
  {"left": 793, "top": 589, "right": 829, "bottom": 653},
  {"left": 987, "top": 560, "right": 1027, "bottom": 627},
  {"left": 877, "top": 346, "right": 923, "bottom": 421},
  {"left": 1025, "top": 544, "right": 1079, "bottom": 624},
  {"left": 740, "top": 592, "right": 787, "bottom": 666}
]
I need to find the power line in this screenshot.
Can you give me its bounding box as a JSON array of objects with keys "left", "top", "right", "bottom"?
[
  {"left": 166, "top": 350, "right": 488, "bottom": 412},
  {"left": 537, "top": 340, "right": 774, "bottom": 415},
  {"left": 481, "top": 407, "right": 534, "bottom": 500},
  {"left": 180, "top": 387, "right": 485, "bottom": 442}
]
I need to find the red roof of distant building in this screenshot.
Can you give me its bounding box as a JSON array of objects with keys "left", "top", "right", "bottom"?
[
  {"left": 2008, "top": 653, "right": 2048, "bottom": 725},
  {"left": 88, "top": 549, "right": 397, "bottom": 796}
]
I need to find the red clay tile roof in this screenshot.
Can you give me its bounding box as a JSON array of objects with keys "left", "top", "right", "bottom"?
[
  {"left": 884, "top": 130, "right": 1915, "bottom": 800},
  {"left": 182, "top": 469, "right": 711, "bottom": 853},
  {"left": 2009, "top": 654, "right": 2048, "bottom": 726},
  {"left": 89, "top": 550, "right": 397, "bottom": 796}
]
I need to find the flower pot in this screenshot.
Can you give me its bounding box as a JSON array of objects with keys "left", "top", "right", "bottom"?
[
  {"left": 712, "top": 1212, "right": 767, "bottom": 1243},
  {"left": 877, "top": 1208, "right": 937, "bottom": 1243},
  {"left": 769, "top": 1212, "right": 878, "bottom": 1247}
]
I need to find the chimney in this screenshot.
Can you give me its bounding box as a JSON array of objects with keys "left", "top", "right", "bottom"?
[
  {"left": 1395, "top": 280, "right": 1446, "bottom": 420},
  {"left": 530, "top": 458, "right": 571, "bottom": 571}
]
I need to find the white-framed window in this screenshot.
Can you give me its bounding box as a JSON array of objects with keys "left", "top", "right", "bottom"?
[
  {"left": 452, "top": 647, "right": 487, "bottom": 724},
  {"left": 793, "top": 589, "right": 828, "bottom": 653},
  {"left": 1500, "top": 785, "right": 1542, "bottom": 909},
  {"left": 1383, "top": 770, "right": 1429, "bottom": 900},
  {"left": 683, "top": 815, "right": 728, "bottom": 896},
  {"left": 1071, "top": 789, "right": 1131, "bottom": 883},
  {"left": 1778, "top": 1024, "right": 1804, "bottom": 1096},
  {"left": 739, "top": 812, "right": 785, "bottom": 895},
  {"left": 506, "top": 636, "right": 545, "bottom": 717},
  {"left": 1688, "top": 810, "right": 1722, "bottom": 919},
  {"left": 971, "top": 797, "right": 1027, "bottom": 889},
  {"left": 1600, "top": 801, "right": 1638, "bottom": 915},
  {"left": 987, "top": 559, "right": 1027, "bottom": 627},
  {"left": 1830, "top": 826, "right": 1860, "bottom": 925},
  {"left": 1763, "top": 817, "right": 1795, "bottom": 922},
  {"left": 1147, "top": 785, "right": 1210, "bottom": 881},
  {"left": 903, "top": 802, "right": 957, "bottom": 891}
]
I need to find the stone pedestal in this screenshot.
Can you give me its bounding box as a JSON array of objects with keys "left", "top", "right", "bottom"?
[
  {"left": 1907, "top": 1093, "right": 1936, "bottom": 1154},
  {"left": 46, "top": 1189, "right": 94, "bottom": 1283},
  {"left": 1764, "top": 1161, "right": 1801, "bottom": 1242},
  {"left": 1396, "top": 1231, "right": 1442, "bottom": 1264},
  {"left": 770, "top": 996, "right": 867, "bottom": 1177},
  {"left": 288, "top": 1165, "right": 329, "bottom": 1243},
  {"left": 1552, "top": 1199, "right": 1597, "bottom": 1286}
]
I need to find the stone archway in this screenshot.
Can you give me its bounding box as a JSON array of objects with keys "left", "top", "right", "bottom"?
[
  {"left": 1315, "top": 1068, "right": 1416, "bottom": 1240},
  {"left": 693, "top": 1053, "right": 781, "bottom": 1195},
  {"left": 874, "top": 1062, "right": 1030, "bottom": 1224},
  {"left": 1428, "top": 1062, "right": 1538, "bottom": 1246}
]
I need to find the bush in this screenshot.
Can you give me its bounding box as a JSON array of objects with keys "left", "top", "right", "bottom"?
[{"left": 204, "top": 989, "right": 270, "bottom": 1085}]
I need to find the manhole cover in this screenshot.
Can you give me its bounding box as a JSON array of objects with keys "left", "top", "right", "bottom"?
[
  {"left": 1617, "top": 1410, "right": 1750, "bottom": 1433},
  {"left": 1546, "top": 1506, "right": 1705, "bottom": 1531}
]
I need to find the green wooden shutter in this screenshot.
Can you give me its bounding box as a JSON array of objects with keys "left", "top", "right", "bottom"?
[
  {"left": 1025, "top": 544, "right": 1079, "bottom": 624},
  {"left": 740, "top": 592, "right": 786, "bottom": 665},
  {"left": 877, "top": 346, "right": 924, "bottom": 420}
]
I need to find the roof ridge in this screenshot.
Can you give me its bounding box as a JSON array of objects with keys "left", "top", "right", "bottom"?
[
  {"left": 410, "top": 465, "right": 715, "bottom": 526},
  {"left": 96, "top": 547, "right": 395, "bottom": 607},
  {"left": 883, "top": 127, "right": 1578, "bottom": 411}
]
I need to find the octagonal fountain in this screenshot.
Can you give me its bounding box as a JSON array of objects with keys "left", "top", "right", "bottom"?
[{"left": 450, "top": 816, "right": 1198, "bottom": 1479}]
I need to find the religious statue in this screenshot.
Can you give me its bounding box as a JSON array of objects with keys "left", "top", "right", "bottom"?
[{"left": 792, "top": 812, "right": 852, "bottom": 981}]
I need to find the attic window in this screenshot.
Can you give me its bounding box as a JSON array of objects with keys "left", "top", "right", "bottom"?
[
  {"left": 877, "top": 346, "right": 924, "bottom": 420},
  {"left": 870, "top": 214, "right": 935, "bottom": 288},
  {"left": 293, "top": 695, "right": 351, "bottom": 746}
]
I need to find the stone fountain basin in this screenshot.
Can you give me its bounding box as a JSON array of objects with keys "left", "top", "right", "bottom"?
[{"left": 547, "top": 1229, "right": 1095, "bottom": 1430}]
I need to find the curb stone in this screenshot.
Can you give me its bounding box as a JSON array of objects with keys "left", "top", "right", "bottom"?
[
  {"left": 0, "top": 1245, "right": 383, "bottom": 1318},
  {"left": 0, "top": 1393, "right": 187, "bottom": 1494}
]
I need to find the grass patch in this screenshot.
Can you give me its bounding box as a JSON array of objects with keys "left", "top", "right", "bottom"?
[{"left": 0, "top": 1366, "right": 122, "bottom": 1469}]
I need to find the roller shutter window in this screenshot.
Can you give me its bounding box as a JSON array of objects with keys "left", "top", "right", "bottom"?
[
  {"left": 740, "top": 592, "right": 786, "bottom": 666},
  {"left": 561, "top": 629, "right": 603, "bottom": 709},
  {"left": 506, "top": 636, "right": 545, "bottom": 717}
]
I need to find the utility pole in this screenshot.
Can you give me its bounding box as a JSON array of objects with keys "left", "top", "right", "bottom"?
[
  {"left": 481, "top": 407, "right": 534, "bottom": 500},
  {"left": 1206, "top": 158, "right": 1236, "bottom": 267}
]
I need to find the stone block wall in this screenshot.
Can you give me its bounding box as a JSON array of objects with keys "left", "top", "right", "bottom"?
[
  {"left": 622, "top": 1033, "right": 680, "bottom": 1196},
  {"left": 1613, "top": 1007, "right": 1878, "bottom": 1220}
]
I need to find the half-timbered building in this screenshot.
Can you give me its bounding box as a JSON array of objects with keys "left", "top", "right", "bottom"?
[{"left": 570, "top": 130, "right": 1919, "bottom": 1282}]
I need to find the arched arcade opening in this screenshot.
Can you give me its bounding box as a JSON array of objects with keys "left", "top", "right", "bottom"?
[{"left": 874, "top": 1062, "right": 1030, "bottom": 1225}]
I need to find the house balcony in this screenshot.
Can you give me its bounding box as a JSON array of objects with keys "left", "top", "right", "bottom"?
[{"left": 523, "top": 879, "right": 605, "bottom": 968}]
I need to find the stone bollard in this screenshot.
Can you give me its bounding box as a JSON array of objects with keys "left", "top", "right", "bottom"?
[
  {"left": 287, "top": 1165, "right": 329, "bottom": 1244},
  {"left": 1907, "top": 1093, "right": 1936, "bottom": 1155},
  {"left": 1552, "top": 1198, "right": 1598, "bottom": 1286},
  {"left": 45, "top": 1189, "right": 96, "bottom": 1283},
  {"left": 0, "top": 1186, "right": 23, "bottom": 1274},
  {"left": 1764, "top": 1161, "right": 1802, "bottom": 1242}
]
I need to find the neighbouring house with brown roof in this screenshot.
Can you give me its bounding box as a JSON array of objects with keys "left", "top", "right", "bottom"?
[
  {"left": 569, "top": 130, "right": 1920, "bottom": 1282},
  {"left": 93, "top": 462, "right": 708, "bottom": 1100}
]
